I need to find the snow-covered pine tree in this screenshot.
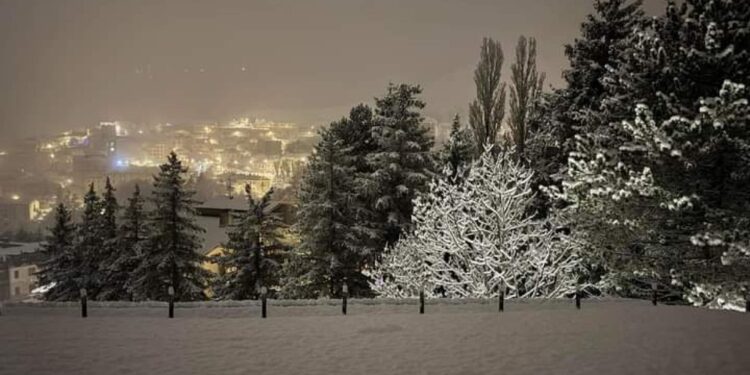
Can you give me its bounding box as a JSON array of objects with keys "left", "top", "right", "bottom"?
[
  {"left": 439, "top": 115, "right": 474, "bottom": 182},
  {"left": 37, "top": 203, "right": 79, "bottom": 301},
  {"left": 526, "top": 0, "right": 645, "bottom": 207},
  {"left": 132, "top": 152, "right": 209, "bottom": 301},
  {"left": 371, "top": 148, "right": 582, "bottom": 298},
  {"left": 96, "top": 177, "right": 121, "bottom": 300},
  {"left": 600, "top": 0, "right": 750, "bottom": 132},
  {"left": 364, "top": 83, "right": 435, "bottom": 249},
  {"left": 100, "top": 184, "right": 146, "bottom": 301},
  {"left": 551, "top": 81, "right": 750, "bottom": 309},
  {"left": 547, "top": 0, "right": 750, "bottom": 307},
  {"left": 287, "top": 126, "right": 373, "bottom": 298},
  {"left": 212, "top": 186, "right": 286, "bottom": 300},
  {"left": 76, "top": 182, "right": 105, "bottom": 298}
]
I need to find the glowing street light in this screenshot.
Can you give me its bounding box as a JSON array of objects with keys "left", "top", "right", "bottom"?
[{"left": 11, "top": 194, "right": 20, "bottom": 201}]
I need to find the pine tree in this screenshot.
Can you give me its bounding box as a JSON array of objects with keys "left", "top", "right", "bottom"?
[
  {"left": 370, "top": 148, "right": 582, "bottom": 298},
  {"left": 288, "top": 127, "right": 373, "bottom": 298},
  {"left": 364, "top": 83, "right": 435, "bottom": 249},
  {"left": 551, "top": 81, "right": 750, "bottom": 309},
  {"left": 468, "top": 37, "right": 506, "bottom": 153},
  {"left": 212, "top": 186, "right": 287, "bottom": 300},
  {"left": 37, "top": 203, "right": 79, "bottom": 301},
  {"left": 132, "top": 152, "right": 209, "bottom": 301},
  {"left": 439, "top": 115, "right": 474, "bottom": 182},
  {"left": 100, "top": 184, "right": 146, "bottom": 301},
  {"left": 600, "top": 0, "right": 750, "bottom": 133},
  {"left": 96, "top": 177, "right": 121, "bottom": 300},
  {"left": 76, "top": 182, "right": 104, "bottom": 297},
  {"left": 529, "top": 0, "right": 645, "bottom": 190},
  {"left": 508, "top": 36, "right": 545, "bottom": 156}
]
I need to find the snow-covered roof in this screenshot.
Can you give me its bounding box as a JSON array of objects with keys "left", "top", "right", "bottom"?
[
  {"left": 198, "top": 196, "right": 249, "bottom": 212},
  {"left": 0, "top": 242, "right": 42, "bottom": 262}
]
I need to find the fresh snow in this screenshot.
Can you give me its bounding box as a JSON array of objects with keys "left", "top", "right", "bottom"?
[{"left": 2, "top": 300, "right": 749, "bottom": 375}]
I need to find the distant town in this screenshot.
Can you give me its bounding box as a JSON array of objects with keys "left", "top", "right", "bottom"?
[{"left": 0, "top": 116, "right": 449, "bottom": 238}]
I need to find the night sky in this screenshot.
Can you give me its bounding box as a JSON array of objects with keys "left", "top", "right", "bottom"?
[{"left": 0, "top": 0, "right": 666, "bottom": 140}]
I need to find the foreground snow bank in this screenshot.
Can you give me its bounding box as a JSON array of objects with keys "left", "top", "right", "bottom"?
[{"left": 1, "top": 301, "right": 748, "bottom": 375}]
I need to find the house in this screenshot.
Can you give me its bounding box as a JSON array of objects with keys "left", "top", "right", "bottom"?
[
  {"left": 0, "top": 242, "right": 43, "bottom": 301},
  {"left": 195, "top": 196, "right": 297, "bottom": 277}
]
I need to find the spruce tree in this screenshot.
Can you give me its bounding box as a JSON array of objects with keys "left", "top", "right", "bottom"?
[
  {"left": 37, "top": 203, "right": 79, "bottom": 301},
  {"left": 600, "top": 0, "right": 750, "bottom": 132},
  {"left": 554, "top": 81, "right": 750, "bottom": 308},
  {"left": 77, "top": 182, "right": 104, "bottom": 297},
  {"left": 550, "top": 0, "right": 750, "bottom": 307},
  {"left": 439, "top": 115, "right": 474, "bottom": 182},
  {"left": 364, "top": 83, "right": 435, "bottom": 248},
  {"left": 289, "top": 128, "right": 372, "bottom": 298},
  {"left": 101, "top": 184, "right": 146, "bottom": 301},
  {"left": 530, "top": 0, "right": 645, "bottom": 184},
  {"left": 96, "top": 177, "right": 121, "bottom": 300},
  {"left": 132, "top": 152, "right": 209, "bottom": 301},
  {"left": 212, "top": 186, "right": 286, "bottom": 300}
]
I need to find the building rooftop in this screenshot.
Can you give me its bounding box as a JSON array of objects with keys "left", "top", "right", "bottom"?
[{"left": 0, "top": 242, "right": 42, "bottom": 262}]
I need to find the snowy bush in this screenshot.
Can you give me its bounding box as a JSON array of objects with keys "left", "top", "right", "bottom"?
[{"left": 369, "top": 148, "right": 583, "bottom": 298}]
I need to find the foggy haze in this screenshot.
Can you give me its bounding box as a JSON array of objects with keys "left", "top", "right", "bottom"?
[{"left": 0, "top": 0, "right": 665, "bottom": 140}]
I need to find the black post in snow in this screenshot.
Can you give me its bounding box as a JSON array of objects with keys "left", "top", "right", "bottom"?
[
  {"left": 342, "top": 282, "right": 348, "bottom": 316},
  {"left": 575, "top": 287, "right": 581, "bottom": 310},
  {"left": 498, "top": 283, "right": 505, "bottom": 312},
  {"left": 168, "top": 286, "right": 175, "bottom": 319},
  {"left": 0, "top": 301, "right": 3, "bottom": 316},
  {"left": 651, "top": 281, "right": 658, "bottom": 306},
  {"left": 80, "top": 288, "right": 88, "bottom": 318},
  {"left": 261, "top": 286, "right": 268, "bottom": 319},
  {"left": 745, "top": 292, "right": 749, "bottom": 314},
  {"left": 419, "top": 289, "right": 425, "bottom": 315}
]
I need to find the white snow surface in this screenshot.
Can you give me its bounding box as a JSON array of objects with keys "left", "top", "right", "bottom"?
[{"left": 1, "top": 299, "right": 749, "bottom": 375}]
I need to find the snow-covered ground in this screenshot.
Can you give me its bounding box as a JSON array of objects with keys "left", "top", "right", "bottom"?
[{"left": 1, "top": 299, "right": 749, "bottom": 375}]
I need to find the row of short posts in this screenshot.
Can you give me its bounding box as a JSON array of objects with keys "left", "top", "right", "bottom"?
[{"left": 70, "top": 282, "right": 750, "bottom": 319}]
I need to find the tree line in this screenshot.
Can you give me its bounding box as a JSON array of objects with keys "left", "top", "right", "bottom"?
[
  {"left": 38, "top": 0, "right": 750, "bottom": 308},
  {"left": 294, "top": 0, "right": 750, "bottom": 309}
]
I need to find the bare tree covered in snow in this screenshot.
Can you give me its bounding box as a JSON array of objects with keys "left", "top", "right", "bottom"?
[{"left": 370, "top": 148, "right": 582, "bottom": 298}]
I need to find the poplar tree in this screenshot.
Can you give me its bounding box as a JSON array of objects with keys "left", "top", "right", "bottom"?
[{"left": 469, "top": 38, "right": 506, "bottom": 153}]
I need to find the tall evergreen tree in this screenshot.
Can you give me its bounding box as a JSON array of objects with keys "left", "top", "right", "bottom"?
[
  {"left": 96, "top": 177, "right": 121, "bottom": 300},
  {"left": 132, "top": 152, "right": 209, "bottom": 301},
  {"left": 212, "top": 186, "right": 286, "bottom": 299},
  {"left": 469, "top": 38, "right": 506, "bottom": 153},
  {"left": 529, "top": 0, "right": 645, "bottom": 186},
  {"left": 288, "top": 127, "right": 373, "bottom": 298},
  {"left": 439, "top": 114, "right": 474, "bottom": 182},
  {"left": 37, "top": 203, "right": 79, "bottom": 301},
  {"left": 600, "top": 0, "right": 750, "bottom": 134},
  {"left": 364, "top": 83, "right": 435, "bottom": 249},
  {"left": 553, "top": 80, "right": 750, "bottom": 308},
  {"left": 508, "top": 36, "right": 545, "bottom": 156},
  {"left": 77, "top": 182, "right": 104, "bottom": 297},
  {"left": 549, "top": 0, "right": 750, "bottom": 307},
  {"left": 100, "top": 184, "right": 146, "bottom": 301}
]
